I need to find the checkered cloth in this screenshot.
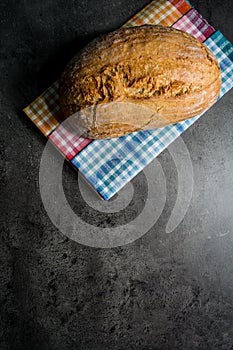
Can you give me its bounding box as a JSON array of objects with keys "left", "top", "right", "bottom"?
[
  {"left": 49, "top": 124, "right": 92, "bottom": 160},
  {"left": 23, "top": 0, "right": 233, "bottom": 200},
  {"left": 122, "top": 0, "right": 191, "bottom": 27},
  {"left": 23, "top": 81, "right": 60, "bottom": 136},
  {"left": 172, "top": 8, "right": 215, "bottom": 42}
]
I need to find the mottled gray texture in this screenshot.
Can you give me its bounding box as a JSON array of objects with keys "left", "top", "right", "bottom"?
[{"left": 1, "top": 1, "right": 233, "bottom": 349}]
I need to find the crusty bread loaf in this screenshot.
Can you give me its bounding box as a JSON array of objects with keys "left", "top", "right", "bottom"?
[{"left": 59, "top": 25, "right": 221, "bottom": 139}]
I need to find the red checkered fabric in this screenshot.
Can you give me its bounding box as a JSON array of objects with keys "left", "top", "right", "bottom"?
[
  {"left": 49, "top": 124, "right": 92, "bottom": 160},
  {"left": 172, "top": 8, "right": 215, "bottom": 42}
]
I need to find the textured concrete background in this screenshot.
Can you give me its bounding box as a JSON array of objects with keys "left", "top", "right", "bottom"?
[{"left": 1, "top": 1, "right": 233, "bottom": 349}]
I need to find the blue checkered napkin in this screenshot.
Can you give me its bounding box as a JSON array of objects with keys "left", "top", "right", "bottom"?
[
  {"left": 210, "top": 31, "right": 233, "bottom": 61},
  {"left": 71, "top": 121, "right": 197, "bottom": 200},
  {"left": 205, "top": 31, "right": 233, "bottom": 97},
  {"left": 72, "top": 30, "right": 233, "bottom": 200}
]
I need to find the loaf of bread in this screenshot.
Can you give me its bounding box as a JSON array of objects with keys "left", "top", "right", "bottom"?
[{"left": 59, "top": 25, "right": 221, "bottom": 139}]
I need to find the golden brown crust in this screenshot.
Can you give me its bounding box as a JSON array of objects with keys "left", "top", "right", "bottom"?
[{"left": 59, "top": 25, "right": 221, "bottom": 139}]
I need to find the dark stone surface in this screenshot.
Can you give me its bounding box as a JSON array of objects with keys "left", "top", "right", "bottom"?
[{"left": 1, "top": 1, "right": 233, "bottom": 349}]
